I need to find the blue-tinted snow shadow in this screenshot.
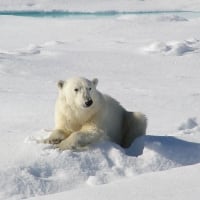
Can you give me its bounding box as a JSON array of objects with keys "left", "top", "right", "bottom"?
[{"left": 127, "top": 135, "right": 200, "bottom": 166}]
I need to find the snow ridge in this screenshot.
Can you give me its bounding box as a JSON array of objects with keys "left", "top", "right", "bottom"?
[
  {"left": 143, "top": 38, "right": 200, "bottom": 56},
  {"left": 0, "top": 41, "right": 64, "bottom": 58}
]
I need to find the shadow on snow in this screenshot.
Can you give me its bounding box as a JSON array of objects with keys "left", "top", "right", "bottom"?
[{"left": 127, "top": 135, "right": 200, "bottom": 166}]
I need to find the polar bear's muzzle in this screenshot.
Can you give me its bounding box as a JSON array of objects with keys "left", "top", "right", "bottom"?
[{"left": 84, "top": 99, "right": 93, "bottom": 107}]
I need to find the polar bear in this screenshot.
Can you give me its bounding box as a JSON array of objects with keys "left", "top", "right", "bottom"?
[{"left": 44, "top": 77, "right": 147, "bottom": 150}]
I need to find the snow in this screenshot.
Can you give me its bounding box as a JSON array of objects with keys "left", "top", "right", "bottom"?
[
  {"left": 1, "top": 133, "right": 200, "bottom": 199},
  {"left": 143, "top": 38, "right": 200, "bottom": 56},
  {"left": 0, "top": 0, "right": 200, "bottom": 12},
  {"left": 28, "top": 163, "right": 200, "bottom": 200},
  {"left": 0, "top": 0, "right": 200, "bottom": 200},
  {"left": 178, "top": 117, "right": 198, "bottom": 130}
]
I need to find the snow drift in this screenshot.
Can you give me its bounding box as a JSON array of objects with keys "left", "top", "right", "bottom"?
[
  {"left": 143, "top": 38, "right": 200, "bottom": 56},
  {"left": 1, "top": 126, "right": 200, "bottom": 199}
]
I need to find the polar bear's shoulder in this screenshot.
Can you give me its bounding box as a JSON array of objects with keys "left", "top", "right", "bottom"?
[{"left": 100, "top": 93, "right": 125, "bottom": 115}]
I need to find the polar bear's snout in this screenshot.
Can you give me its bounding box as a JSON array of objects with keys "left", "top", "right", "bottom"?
[{"left": 84, "top": 99, "right": 93, "bottom": 107}]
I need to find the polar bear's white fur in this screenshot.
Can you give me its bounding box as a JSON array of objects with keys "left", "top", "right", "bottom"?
[{"left": 44, "top": 77, "right": 147, "bottom": 150}]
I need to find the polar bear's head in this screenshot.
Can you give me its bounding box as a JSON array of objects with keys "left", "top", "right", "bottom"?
[{"left": 57, "top": 77, "right": 99, "bottom": 109}]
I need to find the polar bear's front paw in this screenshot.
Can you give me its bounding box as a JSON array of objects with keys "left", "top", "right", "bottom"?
[
  {"left": 44, "top": 138, "right": 63, "bottom": 144},
  {"left": 56, "top": 140, "right": 76, "bottom": 150},
  {"left": 43, "top": 129, "right": 66, "bottom": 144},
  {"left": 56, "top": 141, "right": 88, "bottom": 151},
  {"left": 55, "top": 132, "right": 87, "bottom": 150},
  {"left": 56, "top": 137, "right": 80, "bottom": 150},
  {"left": 43, "top": 135, "right": 64, "bottom": 144}
]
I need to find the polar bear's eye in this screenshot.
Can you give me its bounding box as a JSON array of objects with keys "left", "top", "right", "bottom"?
[
  {"left": 89, "top": 87, "right": 92, "bottom": 91},
  {"left": 74, "top": 88, "right": 79, "bottom": 92}
]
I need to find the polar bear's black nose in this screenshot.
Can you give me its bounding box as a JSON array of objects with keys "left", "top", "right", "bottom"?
[{"left": 85, "top": 99, "right": 93, "bottom": 107}]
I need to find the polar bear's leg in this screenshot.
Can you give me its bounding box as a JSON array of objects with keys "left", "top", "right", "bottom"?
[
  {"left": 121, "top": 112, "right": 147, "bottom": 148},
  {"left": 43, "top": 129, "right": 68, "bottom": 144},
  {"left": 57, "top": 126, "right": 104, "bottom": 150}
]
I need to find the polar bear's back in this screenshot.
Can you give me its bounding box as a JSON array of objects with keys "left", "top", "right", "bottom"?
[{"left": 97, "top": 93, "right": 147, "bottom": 147}]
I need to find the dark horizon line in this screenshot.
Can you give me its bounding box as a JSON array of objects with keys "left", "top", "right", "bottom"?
[{"left": 0, "top": 10, "right": 199, "bottom": 17}]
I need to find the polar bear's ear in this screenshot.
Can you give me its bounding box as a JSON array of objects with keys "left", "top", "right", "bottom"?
[
  {"left": 92, "top": 78, "right": 98, "bottom": 87},
  {"left": 57, "top": 80, "right": 65, "bottom": 89}
]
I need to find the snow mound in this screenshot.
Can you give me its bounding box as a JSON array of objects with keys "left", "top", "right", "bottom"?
[
  {"left": 1, "top": 132, "right": 200, "bottom": 199},
  {"left": 178, "top": 117, "right": 198, "bottom": 130},
  {"left": 0, "top": 44, "right": 41, "bottom": 57},
  {"left": 143, "top": 38, "right": 200, "bottom": 56},
  {"left": 0, "top": 40, "right": 65, "bottom": 58},
  {"left": 178, "top": 118, "right": 200, "bottom": 134}
]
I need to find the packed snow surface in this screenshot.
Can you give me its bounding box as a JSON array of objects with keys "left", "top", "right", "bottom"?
[{"left": 0, "top": 0, "right": 200, "bottom": 200}]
